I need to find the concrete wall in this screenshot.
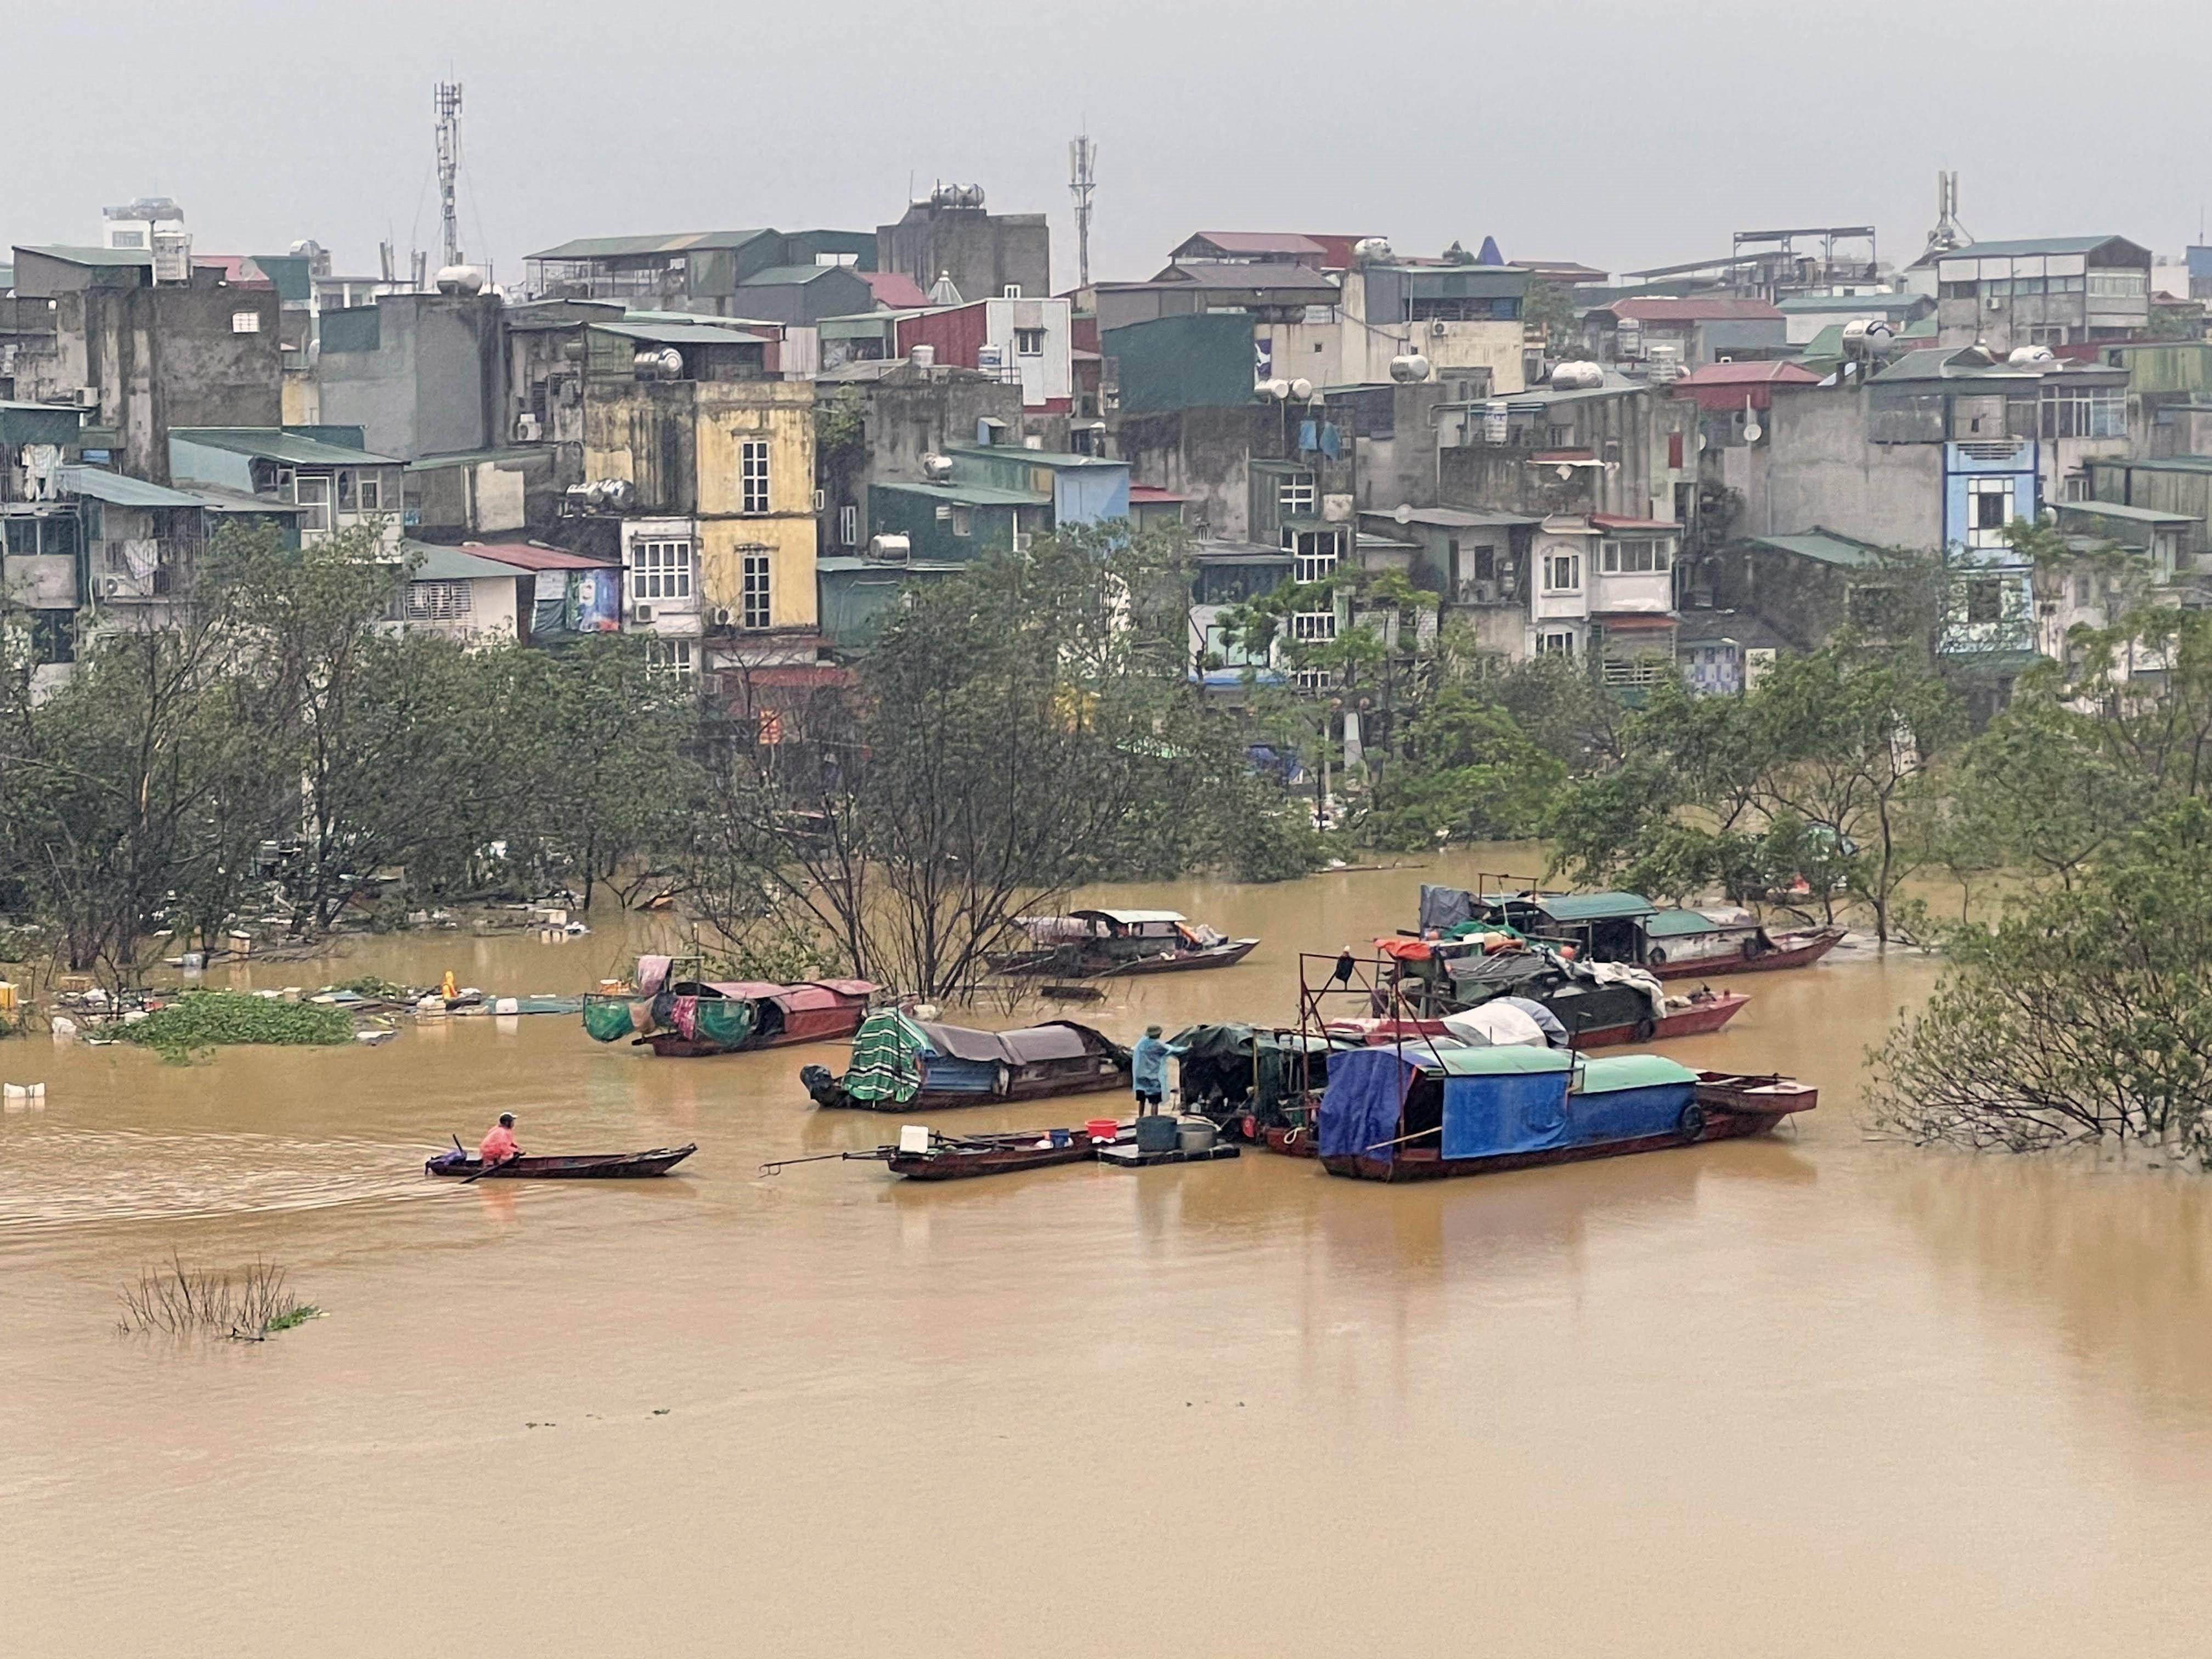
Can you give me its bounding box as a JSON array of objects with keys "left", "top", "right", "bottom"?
[
  {"left": 28, "top": 286, "right": 280, "bottom": 483},
  {"left": 878, "top": 205, "right": 1051, "bottom": 304},
  {"left": 1113, "top": 406, "right": 1264, "bottom": 540},
  {"left": 1744, "top": 385, "right": 1944, "bottom": 548},
  {"left": 316, "top": 292, "right": 509, "bottom": 461}
]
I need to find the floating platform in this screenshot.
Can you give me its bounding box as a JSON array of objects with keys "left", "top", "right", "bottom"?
[{"left": 1096, "top": 1141, "right": 1242, "bottom": 1170}]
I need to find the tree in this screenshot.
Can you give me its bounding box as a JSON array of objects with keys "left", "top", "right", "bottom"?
[
  {"left": 1871, "top": 802, "right": 2212, "bottom": 1165},
  {"left": 1365, "top": 686, "right": 1564, "bottom": 848}
]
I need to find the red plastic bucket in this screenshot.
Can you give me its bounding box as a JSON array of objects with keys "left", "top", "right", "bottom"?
[{"left": 1085, "top": 1118, "right": 1120, "bottom": 1144}]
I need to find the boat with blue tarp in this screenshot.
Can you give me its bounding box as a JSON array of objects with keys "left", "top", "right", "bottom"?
[{"left": 1315, "top": 1043, "right": 1815, "bottom": 1182}]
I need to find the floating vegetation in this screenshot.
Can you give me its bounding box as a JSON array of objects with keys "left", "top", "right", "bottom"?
[
  {"left": 119, "top": 992, "right": 353, "bottom": 1063},
  {"left": 117, "top": 1254, "right": 320, "bottom": 1340}
]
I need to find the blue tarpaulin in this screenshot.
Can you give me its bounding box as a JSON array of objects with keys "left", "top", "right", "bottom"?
[
  {"left": 1440, "top": 1069, "right": 1572, "bottom": 1158},
  {"left": 1317, "top": 1047, "right": 1417, "bottom": 1161}
]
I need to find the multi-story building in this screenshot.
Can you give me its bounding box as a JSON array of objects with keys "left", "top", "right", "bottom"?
[
  {"left": 1915, "top": 235, "right": 2152, "bottom": 352},
  {"left": 876, "top": 187, "right": 1049, "bottom": 307}
]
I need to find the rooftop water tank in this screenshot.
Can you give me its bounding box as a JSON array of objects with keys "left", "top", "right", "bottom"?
[
  {"left": 1352, "top": 237, "right": 1393, "bottom": 264},
  {"left": 434, "top": 264, "right": 486, "bottom": 296},
  {"left": 1550, "top": 360, "right": 1606, "bottom": 391},
  {"left": 1389, "top": 353, "right": 1432, "bottom": 382},
  {"left": 2007, "top": 344, "right": 2057, "bottom": 367}
]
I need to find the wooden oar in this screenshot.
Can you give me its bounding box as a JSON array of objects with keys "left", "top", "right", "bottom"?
[{"left": 464, "top": 1154, "right": 522, "bottom": 1184}]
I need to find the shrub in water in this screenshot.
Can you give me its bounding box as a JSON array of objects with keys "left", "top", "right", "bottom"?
[{"left": 120, "top": 992, "right": 353, "bottom": 1061}]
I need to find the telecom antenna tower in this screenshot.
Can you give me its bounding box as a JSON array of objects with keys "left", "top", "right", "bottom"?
[
  {"left": 1069, "top": 133, "right": 1097, "bottom": 288},
  {"left": 436, "top": 81, "right": 465, "bottom": 268}
]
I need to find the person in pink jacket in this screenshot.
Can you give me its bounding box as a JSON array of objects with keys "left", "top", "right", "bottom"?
[{"left": 478, "top": 1113, "right": 522, "bottom": 1166}]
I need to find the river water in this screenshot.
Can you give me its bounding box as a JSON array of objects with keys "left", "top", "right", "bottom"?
[{"left": 3, "top": 851, "right": 2208, "bottom": 1656}]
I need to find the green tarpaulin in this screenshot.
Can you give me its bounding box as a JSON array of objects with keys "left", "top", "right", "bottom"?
[
  {"left": 582, "top": 996, "right": 635, "bottom": 1043},
  {"left": 842, "top": 1010, "right": 928, "bottom": 1104},
  {"left": 692, "top": 997, "right": 758, "bottom": 1048}
]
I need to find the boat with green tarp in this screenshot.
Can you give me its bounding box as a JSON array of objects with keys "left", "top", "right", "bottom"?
[
  {"left": 583, "top": 973, "right": 877, "bottom": 1058},
  {"left": 801, "top": 1010, "right": 1131, "bottom": 1110}
]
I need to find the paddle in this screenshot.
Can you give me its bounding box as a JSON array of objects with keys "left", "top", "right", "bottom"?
[{"left": 464, "top": 1153, "right": 522, "bottom": 1183}]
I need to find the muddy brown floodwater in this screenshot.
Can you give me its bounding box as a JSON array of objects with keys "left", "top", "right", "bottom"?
[{"left": 4, "top": 850, "right": 2210, "bottom": 1657}]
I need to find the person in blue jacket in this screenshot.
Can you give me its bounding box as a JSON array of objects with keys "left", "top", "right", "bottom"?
[{"left": 1131, "top": 1024, "right": 1186, "bottom": 1110}]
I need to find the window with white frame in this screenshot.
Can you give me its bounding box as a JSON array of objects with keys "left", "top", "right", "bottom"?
[
  {"left": 1289, "top": 533, "right": 1340, "bottom": 586},
  {"left": 1967, "top": 478, "right": 2013, "bottom": 548},
  {"left": 741, "top": 439, "right": 771, "bottom": 514},
  {"left": 951, "top": 505, "right": 974, "bottom": 538},
  {"left": 1599, "top": 537, "right": 1671, "bottom": 574},
  {"left": 1278, "top": 471, "right": 1316, "bottom": 518},
  {"left": 631, "top": 539, "right": 693, "bottom": 601},
  {"left": 1543, "top": 551, "right": 1581, "bottom": 592},
  {"left": 405, "top": 580, "right": 473, "bottom": 622},
  {"left": 294, "top": 474, "right": 331, "bottom": 533},
  {"left": 838, "top": 503, "right": 857, "bottom": 546},
  {"left": 2087, "top": 270, "right": 2147, "bottom": 300},
  {"left": 230, "top": 311, "right": 261, "bottom": 334},
  {"left": 1014, "top": 328, "right": 1046, "bottom": 357},
  {"left": 1002, "top": 285, "right": 1023, "bottom": 298},
  {"left": 646, "top": 637, "right": 695, "bottom": 681},
  {"left": 359, "top": 472, "right": 382, "bottom": 511},
  {"left": 111, "top": 230, "right": 146, "bottom": 249},
  {"left": 741, "top": 549, "right": 772, "bottom": 630},
  {"left": 2039, "top": 384, "right": 2126, "bottom": 439},
  {"left": 1536, "top": 629, "right": 1576, "bottom": 657}
]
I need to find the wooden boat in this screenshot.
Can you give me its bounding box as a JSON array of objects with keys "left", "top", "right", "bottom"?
[
  {"left": 1418, "top": 883, "right": 1844, "bottom": 979},
  {"left": 583, "top": 976, "right": 878, "bottom": 1057},
  {"left": 1314, "top": 1045, "right": 1814, "bottom": 1183},
  {"left": 1374, "top": 936, "right": 1748, "bottom": 1047},
  {"left": 1332, "top": 989, "right": 1749, "bottom": 1052},
  {"left": 882, "top": 1123, "right": 1130, "bottom": 1180},
  {"left": 995, "top": 909, "right": 1259, "bottom": 978},
  {"left": 425, "top": 1144, "right": 697, "bottom": 1180},
  {"left": 802, "top": 1011, "right": 1132, "bottom": 1111}
]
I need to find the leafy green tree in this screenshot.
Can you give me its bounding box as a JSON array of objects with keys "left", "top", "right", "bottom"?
[{"left": 1366, "top": 686, "right": 1564, "bottom": 848}]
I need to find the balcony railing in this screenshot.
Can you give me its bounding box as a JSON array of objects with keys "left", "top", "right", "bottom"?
[{"left": 92, "top": 538, "right": 201, "bottom": 600}]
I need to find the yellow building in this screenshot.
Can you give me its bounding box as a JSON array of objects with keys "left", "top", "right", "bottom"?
[{"left": 580, "top": 329, "right": 819, "bottom": 676}]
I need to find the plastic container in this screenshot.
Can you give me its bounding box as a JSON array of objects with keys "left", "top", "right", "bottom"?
[
  {"left": 1048, "top": 1127, "right": 1072, "bottom": 1148},
  {"left": 1177, "top": 1119, "right": 1216, "bottom": 1155},
  {"left": 1135, "top": 1114, "right": 1180, "bottom": 1155},
  {"left": 1085, "top": 1118, "right": 1120, "bottom": 1144}
]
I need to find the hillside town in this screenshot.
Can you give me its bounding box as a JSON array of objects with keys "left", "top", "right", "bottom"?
[{"left": 6, "top": 116, "right": 2204, "bottom": 739}]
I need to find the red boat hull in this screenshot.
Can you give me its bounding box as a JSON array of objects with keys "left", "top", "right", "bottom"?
[{"left": 1646, "top": 928, "right": 1844, "bottom": 979}]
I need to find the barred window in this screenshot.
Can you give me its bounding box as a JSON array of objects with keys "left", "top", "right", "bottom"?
[
  {"left": 646, "top": 638, "right": 695, "bottom": 680},
  {"left": 741, "top": 549, "right": 772, "bottom": 630},
  {"left": 631, "top": 540, "right": 693, "bottom": 601},
  {"left": 741, "top": 439, "right": 770, "bottom": 514},
  {"left": 406, "top": 580, "right": 473, "bottom": 622}
]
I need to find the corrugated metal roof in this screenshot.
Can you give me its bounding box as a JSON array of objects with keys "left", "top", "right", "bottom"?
[
  {"left": 171, "top": 428, "right": 406, "bottom": 466},
  {"left": 1179, "top": 233, "right": 1327, "bottom": 257},
  {"left": 738, "top": 265, "right": 844, "bottom": 286},
  {"left": 873, "top": 479, "right": 1050, "bottom": 506},
  {"left": 2058, "top": 500, "right": 2200, "bottom": 524},
  {"left": 946, "top": 443, "right": 1122, "bottom": 471},
  {"left": 1641, "top": 909, "right": 1724, "bottom": 939},
  {"left": 589, "top": 320, "right": 770, "bottom": 347},
  {"left": 56, "top": 466, "right": 203, "bottom": 507},
  {"left": 1606, "top": 296, "right": 1782, "bottom": 321},
  {"left": 14, "top": 245, "right": 153, "bottom": 268},
  {"left": 1870, "top": 347, "right": 2032, "bottom": 385},
  {"left": 1945, "top": 235, "right": 2147, "bottom": 261},
  {"left": 1148, "top": 262, "right": 1341, "bottom": 292},
  {"left": 526, "top": 229, "right": 775, "bottom": 261},
  {"left": 456, "top": 543, "right": 619, "bottom": 571},
  {"left": 1775, "top": 293, "right": 1926, "bottom": 313},
  {"left": 1377, "top": 506, "right": 1543, "bottom": 528},
  {"left": 183, "top": 484, "right": 307, "bottom": 515},
  {"left": 1675, "top": 360, "right": 1821, "bottom": 386},
  {"left": 1537, "top": 891, "right": 1656, "bottom": 922},
  {"left": 404, "top": 541, "right": 531, "bottom": 582},
  {"left": 1746, "top": 530, "right": 1884, "bottom": 568}
]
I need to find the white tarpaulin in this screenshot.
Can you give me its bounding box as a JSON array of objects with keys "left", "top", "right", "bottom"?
[{"left": 1441, "top": 1003, "right": 1549, "bottom": 1049}]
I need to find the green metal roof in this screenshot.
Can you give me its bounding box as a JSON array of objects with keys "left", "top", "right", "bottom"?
[
  {"left": 14, "top": 244, "right": 154, "bottom": 268},
  {"left": 404, "top": 541, "right": 530, "bottom": 582},
  {"left": 57, "top": 466, "right": 204, "bottom": 507},
  {"left": 1775, "top": 293, "right": 1926, "bottom": 313},
  {"left": 405, "top": 447, "right": 555, "bottom": 472},
  {"left": 947, "top": 443, "right": 1121, "bottom": 471},
  {"left": 1746, "top": 530, "right": 1886, "bottom": 568},
  {"left": 1641, "top": 909, "right": 1724, "bottom": 939},
  {"left": 1872, "top": 347, "right": 2034, "bottom": 385},
  {"left": 1576, "top": 1054, "right": 1700, "bottom": 1093},
  {"left": 1420, "top": 1045, "right": 1573, "bottom": 1077},
  {"left": 738, "top": 265, "right": 844, "bottom": 286},
  {"left": 2058, "top": 500, "right": 2200, "bottom": 525},
  {"left": 588, "top": 319, "right": 770, "bottom": 347},
  {"left": 171, "top": 428, "right": 406, "bottom": 467},
  {"left": 2089, "top": 454, "right": 2212, "bottom": 474},
  {"left": 872, "top": 479, "right": 1050, "bottom": 507},
  {"left": 1537, "top": 891, "right": 1655, "bottom": 923},
  {"left": 527, "top": 230, "right": 775, "bottom": 261}
]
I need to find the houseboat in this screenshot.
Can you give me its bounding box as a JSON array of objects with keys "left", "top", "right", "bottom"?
[
  {"left": 582, "top": 977, "right": 877, "bottom": 1058},
  {"left": 1360, "top": 936, "right": 1749, "bottom": 1047},
  {"left": 1314, "top": 1043, "right": 1816, "bottom": 1182},
  {"left": 801, "top": 1011, "right": 1131, "bottom": 1111},
  {"left": 1418, "top": 884, "right": 1843, "bottom": 978},
  {"left": 995, "top": 909, "right": 1259, "bottom": 978}
]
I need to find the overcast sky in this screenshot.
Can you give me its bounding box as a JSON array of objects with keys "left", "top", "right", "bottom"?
[{"left": 13, "top": 0, "right": 2212, "bottom": 290}]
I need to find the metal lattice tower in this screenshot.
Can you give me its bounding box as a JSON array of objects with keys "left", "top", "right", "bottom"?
[
  {"left": 1069, "top": 133, "right": 1097, "bottom": 289},
  {"left": 436, "top": 82, "right": 465, "bottom": 269}
]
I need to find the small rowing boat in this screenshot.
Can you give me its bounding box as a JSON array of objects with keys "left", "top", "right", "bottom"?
[{"left": 424, "top": 1145, "right": 697, "bottom": 1180}]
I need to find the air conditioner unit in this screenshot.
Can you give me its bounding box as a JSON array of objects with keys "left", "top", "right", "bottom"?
[
  {"left": 514, "top": 413, "right": 542, "bottom": 442},
  {"left": 98, "top": 573, "right": 128, "bottom": 599},
  {"left": 810, "top": 488, "right": 826, "bottom": 512},
  {"left": 630, "top": 603, "right": 654, "bottom": 624},
  {"left": 1988, "top": 295, "right": 2004, "bottom": 310},
  {"left": 935, "top": 504, "right": 952, "bottom": 522},
  {"left": 711, "top": 606, "right": 734, "bottom": 628},
  {"left": 1429, "top": 319, "right": 1449, "bottom": 338},
  {"left": 75, "top": 386, "right": 100, "bottom": 408}
]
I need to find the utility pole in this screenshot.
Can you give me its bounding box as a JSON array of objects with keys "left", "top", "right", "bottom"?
[
  {"left": 435, "top": 81, "right": 465, "bottom": 269},
  {"left": 1068, "top": 133, "right": 1097, "bottom": 289}
]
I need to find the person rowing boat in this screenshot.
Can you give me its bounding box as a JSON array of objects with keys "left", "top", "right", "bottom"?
[{"left": 478, "top": 1113, "right": 521, "bottom": 1169}]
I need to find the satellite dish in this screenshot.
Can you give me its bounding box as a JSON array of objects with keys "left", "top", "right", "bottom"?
[
  {"left": 1743, "top": 421, "right": 1764, "bottom": 443},
  {"left": 1393, "top": 503, "right": 1414, "bottom": 526}
]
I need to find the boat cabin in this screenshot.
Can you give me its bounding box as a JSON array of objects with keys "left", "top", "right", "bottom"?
[
  {"left": 1317, "top": 1044, "right": 1701, "bottom": 1176},
  {"left": 1417, "top": 883, "right": 1770, "bottom": 971}
]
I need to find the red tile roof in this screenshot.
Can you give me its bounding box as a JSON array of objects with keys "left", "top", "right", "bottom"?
[
  {"left": 1605, "top": 297, "right": 1784, "bottom": 322},
  {"left": 1128, "top": 484, "right": 1187, "bottom": 503},
  {"left": 1674, "top": 360, "right": 1819, "bottom": 385},
  {"left": 460, "top": 543, "right": 618, "bottom": 571}
]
